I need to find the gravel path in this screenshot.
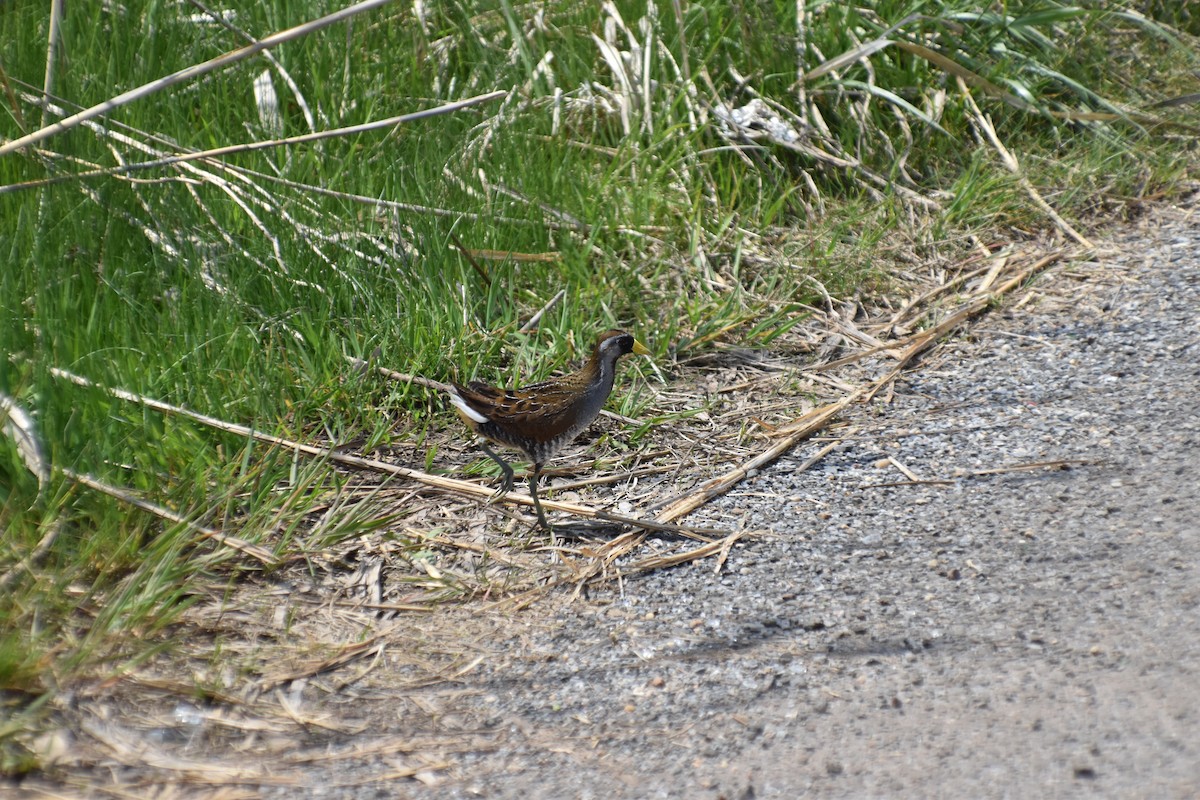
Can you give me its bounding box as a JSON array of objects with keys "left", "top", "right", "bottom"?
[{"left": 384, "top": 204, "right": 1200, "bottom": 799}]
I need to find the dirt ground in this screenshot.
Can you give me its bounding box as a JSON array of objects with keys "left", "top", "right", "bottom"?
[{"left": 15, "top": 203, "right": 1200, "bottom": 799}]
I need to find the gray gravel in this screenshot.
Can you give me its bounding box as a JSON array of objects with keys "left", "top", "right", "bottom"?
[{"left": 382, "top": 204, "right": 1200, "bottom": 799}]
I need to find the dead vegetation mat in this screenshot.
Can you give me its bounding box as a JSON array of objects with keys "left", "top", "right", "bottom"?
[{"left": 15, "top": 232, "right": 1107, "bottom": 795}]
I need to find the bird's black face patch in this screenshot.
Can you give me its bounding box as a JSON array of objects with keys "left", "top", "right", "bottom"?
[{"left": 597, "top": 330, "right": 635, "bottom": 357}]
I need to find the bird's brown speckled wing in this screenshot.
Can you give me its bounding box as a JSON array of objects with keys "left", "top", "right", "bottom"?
[{"left": 457, "top": 380, "right": 584, "bottom": 440}]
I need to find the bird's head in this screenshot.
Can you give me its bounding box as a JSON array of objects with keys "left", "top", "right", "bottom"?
[{"left": 595, "top": 329, "right": 651, "bottom": 360}]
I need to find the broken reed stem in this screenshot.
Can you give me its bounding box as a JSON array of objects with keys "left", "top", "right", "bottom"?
[
  {"left": 0, "top": 518, "right": 64, "bottom": 593},
  {"left": 554, "top": 408, "right": 848, "bottom": 594},
  {"left": 463, "top": 249, "right": 561, "bottom": 263},
  {"left": 1, "top": 389, "right": 49, "bottom": 487},
  {"left": 792, "top": 439, "right": 845, "bottom": 473},
  {"left": 625, "top": 528, "right": 750, "bottom": 575},
  {"left": 59, "top": 467, "right": 276, "bottom": 565},
  {"left": 344, "top": 354, "right": 453, "bottom": 393},
  {"left": 549, "top": 463, "right": 674, "bottom": 492},
  {"left": 538, "top": 524, "right": 753, "bottom": 606},
  {"left": 864, "top": 250, "right": 1067, "bottom": 401},
  {"left": 862, "top": 458, "right": 1094, "bottom": 488},
  {"left": 40, "top": 0, "right": 65, "bottom": 132},
  {"left": 817, "top": 249, "right": 1055, "bottom": 374},
  {"left": 1, "top": 0, "right": 396, "bottom": 157},
  {"left": 885, "top": 258, "right": 998, "bottom": 329},
  {"left": 48, "top": 367, "right": 722, "bottom": 541},
  {"left": 655, "top": 398, "right": 858, "bottom": 523},
  {"left": 519, "top": 288, "right": 566, "bottom": 332},
  {"left": 969, "top": 458, "right": 1094, "bottom": 476},
  {"left": 258, "top": 620, "right": 407, "bottom": 690},
  {"left": 80, "top": 719, "right": 305, "bottom": 784},
  {"left": 1, "top": 90, "right": 508, "bottom": 195},
  {"left": 958, "top": 78, "right": 1094, "bottom": 249},
  {"left": 448, "top": 230, "right": 492, "bottom": 287}
]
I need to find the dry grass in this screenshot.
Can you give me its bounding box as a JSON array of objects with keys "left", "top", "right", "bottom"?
[
  {"left": 43, "top": 239, "right": 1080, "bottom": 598},
  {"left": 32, "top": 238, "right": 1080, "bottom": 609},
  {"left": 8, "top": 0, "right": 1195, "bottom": 787},
  {"left": 15, "top": 232, "right": 1100, "bottom": 794}
]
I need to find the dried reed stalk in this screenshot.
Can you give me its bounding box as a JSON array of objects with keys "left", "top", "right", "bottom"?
[
  {"left": 345, "top": 354, "right": 452, "bottom": 393},
  {"left": 1, "top": 0, "right": 395, "bottom": 156},
  {"left": 1, "top": 90, "right": 508, "bottom": 193},
  {"left": 958, "top": 79, "right": 1094, "bottom": 249},
  {"left": 258, "top": 621, "right": 406, "bottom": 690},
  {"left": 865, "top": 250, "right": 1066, "bottom": 400},
  {"left": 49, "top": 368, "right": 725, "bottom": 541},
  {"left": 60, "top": 467, "right": 275, "bottom": 565},
  {"left": 654, "top": 399, "right": 857, "bottom": 522}
]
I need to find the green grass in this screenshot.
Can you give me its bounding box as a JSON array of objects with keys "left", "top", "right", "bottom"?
[{"left": 1, "top": 0, "right": 1198, "bottom": 772}]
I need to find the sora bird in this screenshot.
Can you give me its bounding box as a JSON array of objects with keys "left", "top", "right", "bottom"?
[{"left": 449, "top": 330, "right": 650, "bottom": 529}]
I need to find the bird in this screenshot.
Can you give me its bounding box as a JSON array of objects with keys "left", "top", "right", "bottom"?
[{"left": 449, "top": 330, "right": 650, "bottom": 529}]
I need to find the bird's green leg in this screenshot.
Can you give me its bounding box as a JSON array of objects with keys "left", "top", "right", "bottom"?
[
  {"left": 477, "top": 440, "right": 515, "bottom": 501},
  {"left": 528, "top": 464, "right": 554, "bottom": 534}
]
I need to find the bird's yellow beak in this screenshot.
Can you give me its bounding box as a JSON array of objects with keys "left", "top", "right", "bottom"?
[{"left": 632, "top": 339, "right": 651, "bottom": 356}]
